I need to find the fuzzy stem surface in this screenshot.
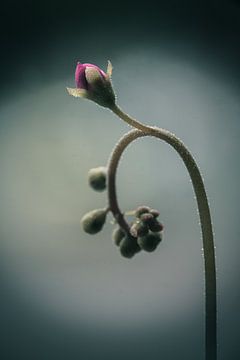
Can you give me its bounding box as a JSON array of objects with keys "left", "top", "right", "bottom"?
[{"left": 107, "top": 104, "right": 217, "bottom": 360}]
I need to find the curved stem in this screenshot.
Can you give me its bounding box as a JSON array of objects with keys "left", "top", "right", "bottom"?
[{"left": 107, "top": 104, "right": 217, "bottom": 360}]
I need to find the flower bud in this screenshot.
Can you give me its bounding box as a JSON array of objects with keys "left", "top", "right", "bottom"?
[
  {"left": 119, "top": 236, "right": 141, "bottom": 258},
  {"left": 140, "top": 213, "right": 154, "bottom": 224},
  {"left": 88, "top": 166, "right": 107, "bottom": 192},
  {"left": 130, "top": 221, "right": 148, "bottom": 238},
  {"left": 112, "top": 227, "right": 125, "bottom": 246},
  {"left": 148, "top": 219, "right": 164, "bottom": 233},
  {"left": 149, "top": 209, "right": 160, "bottom": 218},
  {"left": 81, "top": 208, "right": 107, "bottom": 234},
  {"left": 67, "top": 61, "right": 116, "bottom": 109},
  {"left": 137, "top": 232, "right": 162, "bottom": 252},
  {"left": 135, "top": 206, "right": 150, "bottom": 218}
]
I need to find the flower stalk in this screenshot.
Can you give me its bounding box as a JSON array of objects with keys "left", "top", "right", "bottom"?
[{"left": 108, "top": 106, "right": 217, "bottom": 360}]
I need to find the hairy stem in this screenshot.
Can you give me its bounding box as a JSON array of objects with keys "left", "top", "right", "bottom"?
[{"left": 107, "top": 104, "right": 217, "bottom": 360}]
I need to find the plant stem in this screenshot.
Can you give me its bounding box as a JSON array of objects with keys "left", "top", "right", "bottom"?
[{"left": 107, "top": 103, "right": 217, "bottom": 360}]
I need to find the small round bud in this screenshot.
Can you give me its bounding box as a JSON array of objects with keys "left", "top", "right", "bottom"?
[
  {"left": 137, "top": 232, "right": 162, "bottom": 252},
  {"left": 140, "top": 213, "right": 154, "bottom": 224},
  {"left": 81, "top": 208, "right": 107, "bottom": 234},
  {"left": 148, "top": 219, "right": 164, "bottom": 233},
  {"left": 112, "top": 227, "right": 125, "bottom": 246},
  {"left": 150, "top": 209, "right": 160, "bottom": 218},
  {"left": 88, "top": 167, "right": 107, "bottom": 192},
  {"left": 135, "top": 206, "right": 150, "bottom": 218},
  {"left": 119, "top": 236, "right": 141, "bottom": 258},
  {"left": 130, "top": 221, "right": 149, "bottom": 238}
]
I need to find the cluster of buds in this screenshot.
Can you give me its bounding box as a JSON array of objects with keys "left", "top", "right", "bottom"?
[
  {"left": 80, "top": 166, "right": 164, "bottom": 258},
  {"left": 112, "top": 206, "right": 163, "bottom": 258}
]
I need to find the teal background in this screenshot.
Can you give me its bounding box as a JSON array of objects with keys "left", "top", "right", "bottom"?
[{"left": 0, "top": 1, "right": 239, "bottom": 359}]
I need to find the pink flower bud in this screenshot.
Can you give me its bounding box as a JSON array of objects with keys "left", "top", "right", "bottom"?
[
  {"left": 67, "top": 61, "right": 115, "bottom": 108},
  {"left": 75, "top": 62, "right": 107, "bottom": 90}
]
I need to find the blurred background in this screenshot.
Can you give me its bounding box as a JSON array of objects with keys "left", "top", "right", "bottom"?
[{"left": 0, "top": 0, "right": 239, "bottom": 359}]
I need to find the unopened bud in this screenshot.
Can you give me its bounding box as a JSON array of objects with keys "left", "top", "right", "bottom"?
[
  {"left": 140, "top": 213, "right": 154, "bottom": 224},
  {"left": 88, "top": 166, "right": 107, "bottom": 192},
  {"left": 81, "top": 208, "right": 107, "bottom": 234},
  {"left": 130, "top": 221, "right": 149, "bottom": 238},
  {"left": 112, "top": 227, "right": 125, "bottom": 246},
  {"left": 150, "top": 209, "right": 160, "bottom": 218},
  {"left": 137, "top": 232, "right": 162, "bottom": 252},
  {"left": 119, "top": 236, "right": 141, "bottom": 258},
  {"left": 135, "top": 206, "right": 150, "bottom": 218},
  {"left": 67, "top": 61, "right": 116, "bottom": 109},
  {"left": 148, "top": 219, "right": 164, "bottom": 233}
]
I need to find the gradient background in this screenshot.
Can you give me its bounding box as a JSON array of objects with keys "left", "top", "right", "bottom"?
[{"left": 0, "top": 1, "right": 239, "bottom": 359}]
